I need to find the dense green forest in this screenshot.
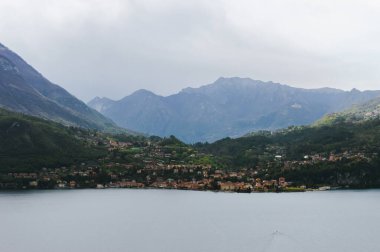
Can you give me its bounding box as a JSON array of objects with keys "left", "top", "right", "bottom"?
[{"left": 0, "top": 108, "right": 107, "bottom": 172}]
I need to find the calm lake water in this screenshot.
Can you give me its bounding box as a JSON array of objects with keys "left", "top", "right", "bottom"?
[{"left": 0, "top": 189, "right": 379, "bottom": 252}]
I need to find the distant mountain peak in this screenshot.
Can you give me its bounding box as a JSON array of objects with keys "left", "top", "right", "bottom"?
[
  {"left": 351, "top": 88, "right": 360, "bottom": 93},
  {"left": 214, "top": 76, "right": 255, "bottom": 85},
  {"left": 209, "top": 77, "right": 290, "bottom": 91},
  {"left": 90, "top": 96, "right": 102, "bottom": 101},
  {"left": 180, "top": 77, "right": 268, "bottom": 94},
  {"left": 87, "top": 96, "right": 116, "bottom": 114},
  {"left": 89, "top": 96, "right": 114, "bottom": 103},
  {"left": 130, "top": 89, "right": 158, "bottom": 97}
]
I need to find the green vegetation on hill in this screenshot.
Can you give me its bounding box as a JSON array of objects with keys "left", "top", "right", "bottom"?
[
  {"left": 0, "top": 108, "right": 107, "bottom": 172},
  {"left": 0, "top": 109, "right": 220, "bottom": 189},
  {"left": 315, "top": 97, "right": 380, "bottom": 126},
  {"left": 159, "top": 135, "right": 187, "bottom": 147},
  {"left": 2, "top": 97, "right": 380, "bottom": 189},
  {"left": 195, "top": 119, "right": 380, "bottom": 188}
]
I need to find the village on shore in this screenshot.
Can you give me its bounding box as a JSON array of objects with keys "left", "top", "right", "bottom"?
[
  {"left": 4, "top": 166, "right": 304, "bottom": 192},
  {"left": 1, "top": 136, "right": 360, "bottom": 192}
]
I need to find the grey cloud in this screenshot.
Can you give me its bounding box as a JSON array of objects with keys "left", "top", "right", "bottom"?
[{"left": 0, "top": 0, "right": 379, "bottom": 101}]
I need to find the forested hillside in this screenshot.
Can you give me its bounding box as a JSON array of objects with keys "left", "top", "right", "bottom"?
[
  {"left": 196, "top": 118, "right": 380, "bottom": 187},
  {"left": 0, "top": 108, "right": 107, "bottom": 172}
]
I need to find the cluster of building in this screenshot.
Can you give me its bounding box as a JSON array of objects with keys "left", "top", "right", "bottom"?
[
  {"left": 1, "top": 163, "right": 296, "bottom": 192},
  {"left": 6, "top": 137, "right": 371, "bottom": 192},
  {"left": 281, "top": 151, "right": 373, "bottom": 171}
]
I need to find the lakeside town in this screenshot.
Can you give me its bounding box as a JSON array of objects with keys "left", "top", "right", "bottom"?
[
  {"left": 3, "top": 164, "right": 297, "bottom": 192},
  {"left": 1, "top": 133, "right": 373, "bottom": 192}
]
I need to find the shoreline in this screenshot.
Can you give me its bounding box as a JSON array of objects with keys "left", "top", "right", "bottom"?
[{"left": 1, "top": 186, "right": 373, "bottom": 193}]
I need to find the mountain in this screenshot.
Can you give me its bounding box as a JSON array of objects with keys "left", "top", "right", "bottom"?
[
  {"left": 0, "top": 42, "right": 124, "bottom": 132},
  {"left": 0, "top": 108, "right": 107, "bottom": 172},
  {"left": 88, "top": 77, "right": 380, "bottom": 142}
]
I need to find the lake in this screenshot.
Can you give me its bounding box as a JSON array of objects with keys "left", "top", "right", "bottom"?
[{"left": 0, "top": 189, "right": 379, "bottom": 252}]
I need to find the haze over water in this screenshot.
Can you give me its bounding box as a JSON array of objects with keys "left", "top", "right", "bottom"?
[{"left": 0, "top": 189, "right": 379, "bottom": 252}]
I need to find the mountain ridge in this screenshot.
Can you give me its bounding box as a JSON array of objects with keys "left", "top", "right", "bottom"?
[
  {"left": 0, "top": 42, "right": 128, "bottom": 133},
  {"left": 88, "top": 77, "right": 380, "bottom": 142}
]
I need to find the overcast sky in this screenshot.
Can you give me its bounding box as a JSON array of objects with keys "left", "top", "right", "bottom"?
[{"left": 1, "top": 0, "right": 380, "bottom": 101}]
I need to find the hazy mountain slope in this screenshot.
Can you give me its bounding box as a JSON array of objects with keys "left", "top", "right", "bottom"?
[
  {"left": 89, "top": 77, "right": 380, "bottom": 142},
  {"left": 315, "top": 96, "right": 380, "bottom": 126},
  {"left": 89, "top": 78, "right": 380, "bottom": 142},
  {"left": 0, "top": 42, "right": 123, "bottom": 132},
  {"left": 87, "top": 96, "right": 116, "bottom": 114}
]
